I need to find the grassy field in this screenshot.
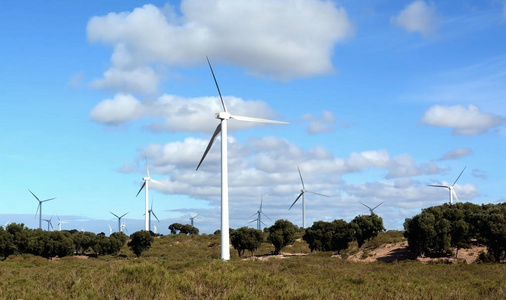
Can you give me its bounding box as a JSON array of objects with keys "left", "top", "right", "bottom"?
[{"left": 0, "top": 232, "right": 505, "bottom": 299}]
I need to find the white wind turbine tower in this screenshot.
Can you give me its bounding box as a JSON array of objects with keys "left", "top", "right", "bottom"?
[
  {"left": 289, "top": 166, "right": 329, "bottom": 228},
  {"left": 57, "top": 216, "right": 68, "bottom": 231},
  {"left": 29, "top": 190, "right": 55, "bottom": 229},
  {"left": 189, "top": 214, "right": 199, "bottom": 227},
  {"left": 360, "top": 202, "right": 384, "bottom": 215},
  {"left": 428, "top": 167, "right": 466, "bottom": 205},
  {"left": 110, "top": 211, "right": 128, "bottom": 232},
  {"left": 196, "top": 57, "right": 289, "bottom": 261},
  {"left": 136, "top": 163, "right": 167, "bottom": 231},
  {"left": 249, "top": 196, "right": 271, "bottom": 230}
]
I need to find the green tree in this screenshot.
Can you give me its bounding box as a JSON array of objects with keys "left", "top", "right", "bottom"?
[
  {"left": 302, "top": 220, "right": 354, "bottom": 254},
  {"left": 351, "top": 214, "right": 385, "bottom": 248},
  {"left": 331, "top": 219, "right": 355, "bottom": 254},
  {"left": 180, "top": 224, "right": 199, "bottom": 235},
  {"left": 266, "top": 220, "right": 296, "bottom": 255},
  {"left": 128, "top": 230, "right": 154, "bottom": 257},
  {"left": 0, "top": 227, "right": 15, "bottom": 260},
  {"left": 168, "top": 223, "right": 184, "bottom": 234},
  {"left": 231, "top": 227, "right": 263, "bottom": 257}
]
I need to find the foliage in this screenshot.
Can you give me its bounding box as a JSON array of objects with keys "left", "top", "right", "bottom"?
[
  {"left": 128, "top": 230, "right": 154, "bottom": 257},
  {"left": 303, "top": 220, "right": 354, "bottom": 254},
  {"left": 266, "top": 220, "right": 296, "bottom": 254},
  {"left": 350, "top": 214, "right": 385, "bottom": 248},
  {"left": 168, "top": 223, "right": 199, "bottom": 235},
  {"left": 404, "top": 202, "right": 506, "bottom": 261},
  {"left": 230, "top": 227, "right": 263, "bottom": 256}
]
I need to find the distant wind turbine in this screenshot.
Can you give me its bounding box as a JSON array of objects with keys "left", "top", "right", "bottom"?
[
  {"left": 57, "top": 216, "right": 68, "bottom": 231},
  {"left": 289, "top": 166, "right": 329, "bottom": 228},
  {"left": 147, "top": 201, "right": 160, "bottom": 232},
  {"left": 360, "top": 202, "right": 383, "bottom": 215},
  {"left": 29, "top": 190, "right": 55, "bottom": 229},
  {"left": 110, "top": 211, "right": 128, "bottom": 232},
  {"left": 153, "top": 225, "right": 157, "bottom": 234},
  {"left": 189, "top": 214, "right": 199, "bottom": 227},
  {"left": 108, "top": 225, "right": 113, "bottom": 235},
  {"left": 120, "top": 222, "right": 128, "bottom": 233},
  {"left": 196, "top": 56, "right": 288, "bottom": 261},
  {"left": 249, "top": 196, "right": 271, "bottom": 230},
  {"left": 42, "top": 215, "right": 54, "bottom": 231},
  {"left": 428, "top": 167, "right": 466, "bottom": 205},
  {"left": 136, "top": 162, "right": 167, "bottom": 231}
]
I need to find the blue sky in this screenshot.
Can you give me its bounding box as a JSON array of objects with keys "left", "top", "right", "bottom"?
[{"left": 1, "top": 0, "right": 505, "bottom": 235}]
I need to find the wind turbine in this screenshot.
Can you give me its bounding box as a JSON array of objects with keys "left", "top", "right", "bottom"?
[
  {"left": 428, "top": 167, "right": 466, "bottom": 205},
  {"left": 108, "top": 225, "right": 113, "bottom": 235},
  {"left": 120, "top": 222, "right": 128, "bottom": 233},
  {"left": 289, "top": 166, "right": 329, "bottom": 228},
  {"left": 136, "top": 163, "right": 166, "bottom": 231},
  {"left": 57, "top": 216, "right": 68, "bottom": 231},
  {"left": 110, "top": 211, "right": 128, "bottom": 232},
  {"left": 147, "top": 201, "right": 160, "bottom": 232},
  {"left": 249, "top": 196, "right": 271, "bottom": 230},
  {"left": 360, "top": 202, "right": 383, "bottom": 215},
  {"left": 153, "top": 225, "right": 157, "bottom": 234},
  {"left": 196, "top": 57, "right": 288, "bottom": 261},
  {"left": 189, "top": 214, "right": 199, "bottom": 227},
  {"left": 29, "top": 190, "right": 55, "bottom": 229},
  {"left": 42, "top": 215, "right": 54, "bottom": 231}
]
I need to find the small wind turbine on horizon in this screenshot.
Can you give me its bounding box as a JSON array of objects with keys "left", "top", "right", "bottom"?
[
  {"left": 189, "top": 214, "right": 199, "bottom": 227},
  {"left": 360, "top": 202, "right": 383, "bottom": 215},
  {"left": 136, "top": 161, "right": 167, "bottom": 231},
  {"left": 428, "top": 167, "right": 466, "bottom": 205},
  {"left": 120, "top": 222, "right": 128, "bottom": 233},
  {"left": 147, "top": 201, "right": 160, "bottom": 232},
  {"left": 249, "top": 195, "right": 271, "bottom": 230},
  {"left": 289, "top": 166, "right": 329, "bottom": 228},
  {"left": 110, "top": 211, "right": 128, "bottom": 232},
  {"left": 196, "top": 56, "right": 289, "bottom": 261},
  {"left": 108, "top": 225, "right": 113, "bottom": 235},
  {"left": 57, "top": 216, "right": 68, "bottom": 231},
  {"left": 29, "top": 190, "right": 55, "bottom": 229},
  {"left": 42, "top": 215, "right": 54, "bottom": 231}
]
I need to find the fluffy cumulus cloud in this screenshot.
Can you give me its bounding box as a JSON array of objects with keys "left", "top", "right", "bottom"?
[
  {"left": 89, "top": 94, "right": 145, "bottom": 124},
  {"left": 90, "top": 93, "right": 286, "bottom": 132},
  {"left": 438, "top": 147, "right": 473, "bottom": 161},
  {"left": 87, "top": 0, "right": 354, "bottom": 91},
  {"left": 127, "top": 135, "right": 471, "bottom": 230},
  {"left": 421, "top": 104, "right": 504, "bottom": 135},
  {"left": 391, "top": 1, "right": 441, "bottom": 37}
]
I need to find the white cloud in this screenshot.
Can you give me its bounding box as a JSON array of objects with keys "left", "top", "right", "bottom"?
[
  {"left": 438, "top": 147, "right": 473, "bottom": 160},
  {"left": 89, "top": 94, "right": 145, "bottom": 124},
  {"left": 391, "top": 1, "right": 441, "bottom": 37},
  {"left": 302, "top": 110, "right": 336, "bottom": 134},
  {"left": 87, "top": 0, "right": 354, "bottom": 87},
  {"left": 90, "top": 93, "right": 286, "bottom": 133},
  {"left": 421, "top": 104, "right": 504, "bottom": 135}
]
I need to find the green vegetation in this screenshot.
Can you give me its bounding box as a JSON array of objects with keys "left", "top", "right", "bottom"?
[
  {"left": 404, "top": 202, "right": 506, "bottom": 261},
  {"left": 128, "top": 230, "right": 154, "bottom": 257},
  {"left": 266, "top": 219, "right": 297, "bottom": 254},
  {"left": 303, "top": 219, "right": 354, "bottom": 253},
  {"left": 230, "top": 227, "right": 263, "bottom": 256},
  {"left": 0, "top": 233, "right": 505, "bottom": 299}
]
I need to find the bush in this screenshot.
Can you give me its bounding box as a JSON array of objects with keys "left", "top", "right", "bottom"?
[{"left": 128, "top": 230, "right": 154, "bottom": 257}]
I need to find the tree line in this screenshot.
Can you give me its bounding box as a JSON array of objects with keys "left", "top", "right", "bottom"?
[
  {"left": 230, "top": 214, "right": 385, "bottom": 257},
  {"left": 0, "top": 223, "right": 156, "bottom": 259},
  {"left": 404, "top": 202, "right": 506, "bottom": 262}
]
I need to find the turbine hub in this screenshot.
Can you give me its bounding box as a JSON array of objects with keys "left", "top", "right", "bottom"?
[
  {"left": 143, "top": 177, "right": 150, "bottom": 181},
  {"left": 216, "top": 112, "right": 231, "bottom": 120}
]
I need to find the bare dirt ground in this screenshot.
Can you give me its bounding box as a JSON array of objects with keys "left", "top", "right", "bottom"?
[{"left": 344, "top": 241, "right": 487, "bottom": 264}]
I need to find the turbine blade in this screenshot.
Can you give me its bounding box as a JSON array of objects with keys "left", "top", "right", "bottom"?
[
  {"left": 260, "top": 220, "right": 268, "bottom": 227},
  {"left": 261, "top": 211, "right": 272, "bottom": 221},
  {"left": 297, "top": 166, "right": 305, "bottom": 190},
  {"left": 196, "top": 123, "right": 222, "bottom": 170},
  {"left": 41, "top": 198, "right": 56, "bottom": 203},
  {"left": 289, "top": 192, "right": 304, "bottom": 210},
  {"left": 136, "top": 182, "right": 146, "bottom": 197},
  {"left": 453, "top": 189, "right": 460, "bottom": 203},
  {"left": 360, "top": 202, "right": 372, "bottom": 210},
  {"left": 452, "top": 167, "right": 466, "bottom": 187},
  {"left": 120, "top": 212, "right": 129, "bottom": 218},
  {"left": 152, "top": 211, "right": 160, "bottom": 222},
  {"left": 29, "top": 189, "right": 40, "bottom": 202},
  {"left": 260, "top": 196, "right": 263, "bottom": 211},
  {"left": 206, "top": 56, "right": 228, "bottom": 113},
  {"left": 110, "top": 211, "right": 119, "bottom": 218},
  {"left": 249, "top": 212, "right": 258, "bottom": 218},
  {"left": 150, "top": 178, "right": 168, "bottom": 188},
  {"left": 248, "top": 219, "right": 257, "bottom": 224},
  {"left": 428, "top": 184, "right": 449, "bottom": 188},
  {"left": 230, "top": 114, "right": 289, "bottom": 125},
  {"left": 372, "top": 202, "right": 384, "bottom": 210},
  {"left": 305, "top": 190, "right": 329, "bottom": 197}
]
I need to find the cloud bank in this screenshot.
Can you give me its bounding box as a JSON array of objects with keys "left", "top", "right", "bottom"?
[{"left": 391, "top": 1, "right": 441, "bottom": 37}]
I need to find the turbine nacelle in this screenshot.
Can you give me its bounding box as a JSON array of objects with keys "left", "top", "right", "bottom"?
[{"left": 216, "top": 112, "right": 231, "bottom": 120}]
